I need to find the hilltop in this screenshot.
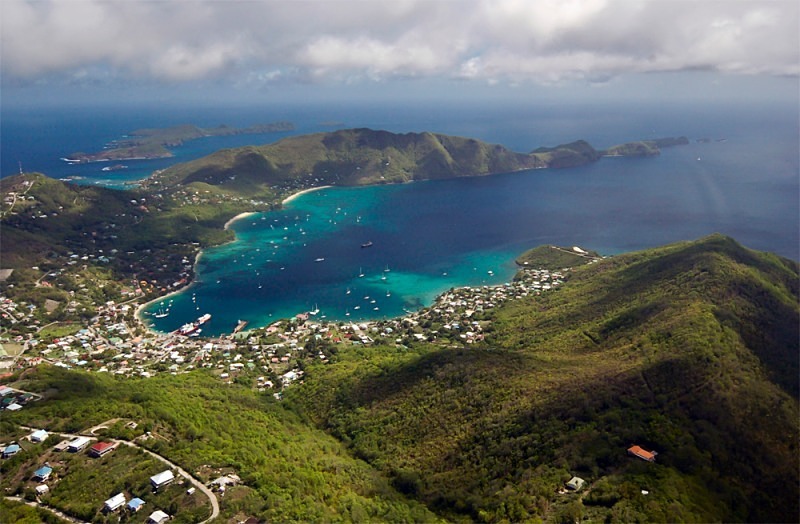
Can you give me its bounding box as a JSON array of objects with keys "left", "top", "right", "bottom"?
[
  {"left": 0, "top": 234, "right": 796, "bottom": 522},
  {"left": 146, "top": 129, "right": 688, "bottom": 199},
  {"left": 288, "top": 234, "right": 799, "bottom": 523}
]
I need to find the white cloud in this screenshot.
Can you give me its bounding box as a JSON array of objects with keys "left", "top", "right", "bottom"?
[{"left": 1, "top": 0, "right": 797, "bottom": 87}]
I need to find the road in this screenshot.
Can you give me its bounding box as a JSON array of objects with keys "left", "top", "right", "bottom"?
[
  {"left": 15, "top": 425, "right": 220, "bottom": 523},
  {"left": 115, "top": 440, "right": 220, "bottom": 523}
]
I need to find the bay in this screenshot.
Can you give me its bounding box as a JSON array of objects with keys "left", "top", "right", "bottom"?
[
  {"left": 143, "top": 127, "right": 799, "bottom": 336},
  {"left": 2, "top": 100, "right": 796, "bottom": 336}
]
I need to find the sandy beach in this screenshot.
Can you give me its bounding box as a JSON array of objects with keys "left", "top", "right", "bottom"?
[
  {"left": 282, "top": 185, "right": 332, "bottom": 205},
  {"left": 136, "top": 186, "right": 332, "bottom": 332},
  {"left": 224, "top": 211, "right": 258, "bottom": 230}
]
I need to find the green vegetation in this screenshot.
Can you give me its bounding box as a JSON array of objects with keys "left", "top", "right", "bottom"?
[
  {"left": 1, "top": 234, "right": 797, "bottom": 523},
  {"left": 0, "top": 498, "right": 66, "bottom": 524},
  {"left": 603, "top": 136, "right": 690, "bottom": 157},
  {"left": 152, "top": 129, "right": 649, "bottom": 198},
  {"left": 64, "top": 122, "right": 294, "bottom": 163},
  {"left": 2, "top": 367, "right": 436, "bottom": 523},
  {"left": 286, "top": 234, "right": 799, "bottom": 523},
  {"left": 531, "top": 140, "right": 601, "bottom": 168},
  {"left": 515, "top": 245, "right": 601, "bottom": 270}
]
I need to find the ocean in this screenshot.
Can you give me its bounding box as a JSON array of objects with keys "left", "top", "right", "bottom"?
[{"left": 2, "top": 100, "right": 798, "bottom": 335}]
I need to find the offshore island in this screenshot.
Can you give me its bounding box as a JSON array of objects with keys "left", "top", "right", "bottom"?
[
  {"left": 0, "top": 128, "right": 797, "bottom": 524},
  {"left": 61, "top": 121, "right": 295, "bottom": 164}
]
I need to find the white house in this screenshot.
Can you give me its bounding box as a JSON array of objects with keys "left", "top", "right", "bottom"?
[
  {"left": 67, "top": 436, "right": 91, "bottom": 452},
  {"left": 29, "top": 429, "right": 49, "bottom": 443},
  {"left": 104, "top": 492, "right": 126, "bottom": 512},
  {"left": 148, "top": 509, "right": 170, "bottom": 524},
  {"left": 150, "top": 469, "right": 175, "bottom": 489}
]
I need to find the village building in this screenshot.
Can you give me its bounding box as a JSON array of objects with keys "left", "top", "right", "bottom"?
[
  {"left": 29, "top": 429, "right": 49, "bottom": 443},
  {"left": 150, "top": 469, "right": 175, "bottom": 489},
  {"left": 566, "top": 476, "right": 585, "bottom": 490},
  {"left": 35, "top": 484, "right": 50, "bottom": 496},
  {"left": 104, "top": 492, "right": 126, "bottom": 512},
  {"left": 127, "top": 497, "right": 145, "bottom": 512},
  {"left": 2, "top": 443, "right": 21, "bottom": 458},
  {"left": 628, "top": 444, "right": 658, "bottom": 462},
  {"left": 67, "top": 436, "right": 91, "bottom": 452},
  {"left": 148, "top": 509, "right": 170, "bottom": 524},
  {"left": 32, "top": 465, "right": 53, "bottom": 482},
  {"left": 89, "top": 441, "right": 117, "bottom": 458}
]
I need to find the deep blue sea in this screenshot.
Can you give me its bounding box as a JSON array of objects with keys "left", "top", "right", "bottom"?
[{"left": 2, "top": 100, "right": 798, "bottom": 335}]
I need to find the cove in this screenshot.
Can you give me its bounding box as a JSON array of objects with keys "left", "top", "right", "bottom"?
[{"left": 142, "top": 138, "right": 799, "bottom": 336}]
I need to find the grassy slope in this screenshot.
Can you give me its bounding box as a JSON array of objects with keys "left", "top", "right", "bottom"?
[
  {"left": 515, "top": 245, "right": 601, "bottom": 270},
  {"left": 288, "top": 234, "right": 799, "bottom": 523}
]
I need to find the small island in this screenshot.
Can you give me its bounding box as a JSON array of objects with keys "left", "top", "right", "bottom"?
[{"left": 62, "top": 122, "right": 295, "bottom": 164}]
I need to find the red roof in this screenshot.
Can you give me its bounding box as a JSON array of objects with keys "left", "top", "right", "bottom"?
[
  {"left": 628, "top": 445, "right": 657, "bottom": 462},
  {"left": 90, "top": 441, "right": 116, "bottom": 454}
]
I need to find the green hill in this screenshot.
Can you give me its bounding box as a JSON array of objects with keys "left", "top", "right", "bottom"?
[
  {"left": 288, "top": 234, "right": 799, "bottom": 523},
  {"left": 1, "top": 368, "right": 436, "bottom": 523},
  {"left": 148, "top": 129, "right": 619, "bottom": 198}
]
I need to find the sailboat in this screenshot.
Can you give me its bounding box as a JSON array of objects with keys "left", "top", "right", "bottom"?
[
  {"left": 358, "top": 267, "right": 365, "bottom": 278},
  {"left": 154, "top": 306, "right": 169, "bottom": 318}
]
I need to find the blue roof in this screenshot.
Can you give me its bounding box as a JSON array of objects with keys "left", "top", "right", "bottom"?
[
  {"left": 127, "top": 497, "right": 145, "bottom": 509},
  {"left": 34, "top": 465, "right": 52, "bottom": 477}
]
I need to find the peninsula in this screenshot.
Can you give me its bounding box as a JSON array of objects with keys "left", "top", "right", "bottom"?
[
  {"left": 146, "top": 128, "right": 689, "bottom": 200},
  {"left": 62, "top": 121, "right": 295, "bottom": 163}
]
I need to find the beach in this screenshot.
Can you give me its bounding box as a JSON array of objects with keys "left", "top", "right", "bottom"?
[
  {"left": 224, "top": 211, "right": 258, "bottom": 230},
  {"left": 282, "top": 185, "right": 332, "bottom": 205}
]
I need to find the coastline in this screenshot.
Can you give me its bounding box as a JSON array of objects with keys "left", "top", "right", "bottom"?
[
  {"left": 135, "top": 186, "right": 333, "bottom": 335},
  {"left": 224, "top": 211, "right": 258, "bottom": 230},
  {"left": 282, "top": 185, "right": 332, "bottom": 205}
]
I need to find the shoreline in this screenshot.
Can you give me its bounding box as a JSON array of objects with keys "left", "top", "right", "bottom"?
[
  {"left": 282, "top": 185, "right": 332, "bottom": 205},
  {"left": 135, "top": 185, "right": 333, "bottom": 335},
  {"left": 223, "top": 211, "right": 258, "bottom": 230}
]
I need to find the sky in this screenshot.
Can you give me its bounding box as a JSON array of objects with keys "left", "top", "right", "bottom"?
[{"left": 1, "top": 0, "right": 798, "bottom": 107}]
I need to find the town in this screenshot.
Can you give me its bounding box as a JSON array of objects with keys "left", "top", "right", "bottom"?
[{"left": 2, "top": 263, "right": 572, "bottom": 396}]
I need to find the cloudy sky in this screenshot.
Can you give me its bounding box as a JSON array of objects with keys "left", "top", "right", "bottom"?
[{"left": 1, "top": 0, "right": 798, "bottom": 106}]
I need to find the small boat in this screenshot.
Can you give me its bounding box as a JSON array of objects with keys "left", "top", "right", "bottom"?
[
  {"left": 346, "top": 288, "right": 351, "bottom": 295},
  {"left": 358, "top": 268, "right": 365, "bottom": 278},
  {"left": 384, "top": 265, "right": 390, "bottom": 272},
  {"left": 361, "top": 241, "right": 373, "bottom": 248},
  {"left": 315, "top": 257, "right": 325, "bottom": 262}
]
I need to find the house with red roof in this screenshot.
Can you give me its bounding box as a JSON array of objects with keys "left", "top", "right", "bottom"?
[
  {"left": 627, "top": 444, "right": 658, "bottom": 462},
  {"left": 89, "top": 441, "right": 117, "bottom": 458}
]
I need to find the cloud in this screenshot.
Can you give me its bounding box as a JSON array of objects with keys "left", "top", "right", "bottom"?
[{"left": 1, "top": 0, "right": 797, "bottom": 87}]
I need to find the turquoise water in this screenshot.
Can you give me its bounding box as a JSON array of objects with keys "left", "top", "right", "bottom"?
[
  {"left": 143, "top": 130, "right": 799, "bottom": 336},
  {"left": 2, "top": 101, "right": 796, "bottom": 336}
]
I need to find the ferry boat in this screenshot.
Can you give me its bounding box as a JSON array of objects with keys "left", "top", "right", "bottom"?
[{"left": 175, "top": 313, "right": 211, "bottom": 336}]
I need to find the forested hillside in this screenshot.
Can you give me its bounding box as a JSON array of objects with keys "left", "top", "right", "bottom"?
[
  {"left": 3, "top": 235, "right": 796, "bottom": 523},
  {"left": 288, "top": 234, "right": 799, "bottom": 523}
]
